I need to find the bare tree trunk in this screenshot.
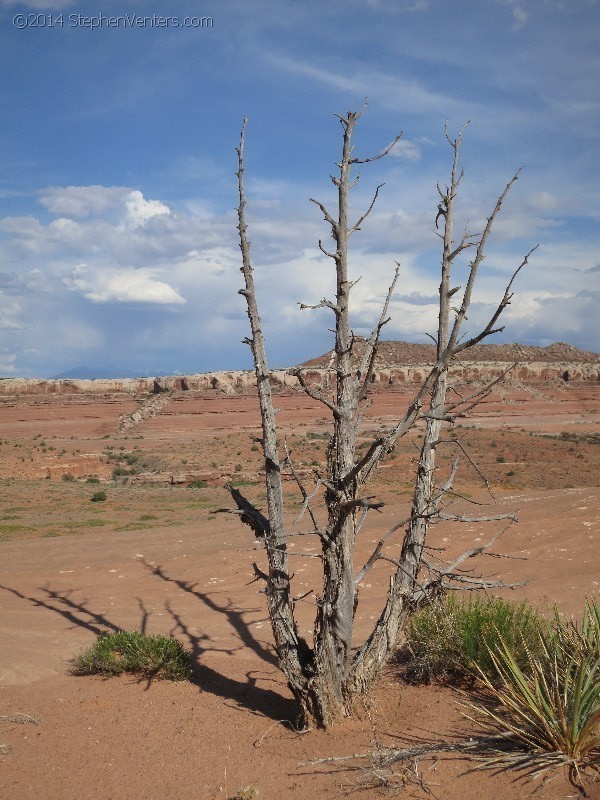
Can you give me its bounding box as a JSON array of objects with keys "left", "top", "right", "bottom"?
[
  {"left": 235, "top": 120, "right": 315, "bottom": 721},
  {"left": 228, "top": 110, "right": 534, "bottom": 728}
]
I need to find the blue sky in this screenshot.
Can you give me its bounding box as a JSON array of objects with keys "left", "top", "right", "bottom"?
[{"left": 0, "top": 0, "right": 598, "bottom": 377}]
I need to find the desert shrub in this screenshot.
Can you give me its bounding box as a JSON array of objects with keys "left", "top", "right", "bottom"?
[
  {"left": 465, "top": 599, "right": 600, "bottom": 789},
  {"left": 61, "top": 472, "right": 75, "bottom": 482},
  {"left": 188, "top": 479, "right": 208, "bottom": 488},
  {"left": 72, "top": 630, "right": 191, "bottom": 680},
  {"left": 90, "top": 490, "right": 107, "bottom": 502},
  {"left": 232, "top": 788, "right": 259, "bottom": 800},
  {"left": 402, "top": 594, "right": 547, "bottom": 685},
  {"left": 85, "top": 476, "right": 100, "bottom": 484}
]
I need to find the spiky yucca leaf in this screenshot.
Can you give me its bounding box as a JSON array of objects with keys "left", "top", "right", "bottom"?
[{"left": 464, "top": 600, "right": 600, "bottom": 791}]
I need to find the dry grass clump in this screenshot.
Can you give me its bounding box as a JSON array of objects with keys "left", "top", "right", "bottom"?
[
  {"left": 72, "top": 630, "right": 192, "bottom": 681},
  {"left": 402, "top": 594, "right": 547, "bottom": 685}
]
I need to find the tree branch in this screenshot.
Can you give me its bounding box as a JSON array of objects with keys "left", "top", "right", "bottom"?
[
  {"left": 351, "top": 133, "right": 403, "bottom": 164},
  {"left": 298, "top": 298, "right": 340, "bottom": 315},
  {"left": 453, "top": 246, "right": 538, "bottom": 355},
  {"left": 356, "top": 264, "right": 400, "bottom": 404},
  {"left": 309, "top": 197, "right": 337, "bottom": 229},
  {"left": 350, "top": 183, "right": 384, "bottom": 233},
  {"left": 289, "top": 368, "right": 341, "bottom": 418},
  {"left": 225, "top": 483, "right": 269, "bottom": 539}
]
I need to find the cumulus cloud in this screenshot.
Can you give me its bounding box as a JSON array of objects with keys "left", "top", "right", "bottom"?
[
  {"left": 65, "top": 265, "right": 185, "bottom": 305},
  {"left": 124, "top": 190, "right": 171, "bottom": 228},
  {"left": 505, "top": 289, "right": 600, "bottom": 351},
  {"left": 0, "top": 172, "right": 596, "bottom": 377}
]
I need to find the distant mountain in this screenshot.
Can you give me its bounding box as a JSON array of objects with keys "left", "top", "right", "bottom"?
[{"left": 51, "top": 366, "right": 145, "bottom": 380}]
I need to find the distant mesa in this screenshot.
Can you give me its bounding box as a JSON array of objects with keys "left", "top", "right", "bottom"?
[
  {"left": 300, "top": 340, "right": 600, "bottom": 368},
  {"left": 1, "top": 341, "right": 597, "bottom": 398},
  {"left": 51, "top": 366, "right": 146, "bottom": 380}
]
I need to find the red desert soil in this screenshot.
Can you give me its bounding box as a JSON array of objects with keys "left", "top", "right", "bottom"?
[{"left": 0, "top": 379, "right": 599, "bottom": 799}]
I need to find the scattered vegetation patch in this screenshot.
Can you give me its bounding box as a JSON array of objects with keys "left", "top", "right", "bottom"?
[
  {"left": 90, "top": 490, "right": 107, "bottom": 502},
  {"left": 62, "top": 519, "right": 111, "bottom": 529},
  {"left": 187, "top": 479, "right": 208, "bottom": 488},
  {"left": 72, "top": 630, "right": 192, "bottom": 680},
  {"left": 401, "top": 594, "right": 547, "bottom": 685},
  {"left": 0, "top": 524, "right": 35, "bottom": 540},
  {"left": 231, "top": 787, "right": 259, "bottom": 800}
]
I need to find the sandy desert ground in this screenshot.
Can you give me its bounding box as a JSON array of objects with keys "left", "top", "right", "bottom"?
[{"left": 0, "top": 378, "right": 599, "bottom": 799}]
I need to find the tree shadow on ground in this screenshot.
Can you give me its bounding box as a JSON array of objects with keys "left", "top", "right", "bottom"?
[
  {"left": 141, "top": 560, "right": 298, "bottom": 722},
  {"left": 0, "top": 574, "right": 299, "bottom": 724}
]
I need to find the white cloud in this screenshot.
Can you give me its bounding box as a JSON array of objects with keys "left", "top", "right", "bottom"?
[
  {"left": 37, "top": 186, "right": 172, "bottom": 230},
  {"left": 528, "top": 191, "right": 560, "bottom": 212},
  {"left": 124, "top": 190, "right": 171, "bottom": 229},
  {"left": 494, "top": 0, "right": 535, "bottom": 29},
  {"left": 0, "top": 297, "right": 24, "bottom": 331},
  {"left": 0, "top": 350, "right": 17, "bottom": 374},
  {"left": 0, "top": 167, "right": 596, "bottom": 377},
  {"left": 39, "top": 186, "right": 125, "bottom": 217},
  {"left": 363, "top": 0, "right": 429, "bottom": 10},
  {"left": 65, "top": 265, "right": 185, "bottom": 305},
  {"left": 264, "top": 53, "right": 470, "bottom": 118},
  {"left": 388, "top": 138, "right": 421, "bottom": 162},
  {"left": 505, "top": 290, "right": 600, "bottom": 350}
]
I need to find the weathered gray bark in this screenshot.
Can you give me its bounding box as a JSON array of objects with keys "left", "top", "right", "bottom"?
[{"left": 229, "top": 110, "right": 535, "bottom": 727}]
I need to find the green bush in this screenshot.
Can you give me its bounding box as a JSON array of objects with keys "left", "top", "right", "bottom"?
[
  {"left": 466, "top": 599, "right": 600, "bottom": 789},
  {"left": 90, "top": 490, "right": 107, "bottom": 502},
  {"left": 72, "top": 630, "right": 191, "bottom": 681},
  {"left": 402, "top": 594, "right": 547, "bottom": 685},
  {"left": 188, "top": 479, "right": 208, "bottom": 488},
  {"left": 61, "top": 472, "right": 75, "bottom": 482}
]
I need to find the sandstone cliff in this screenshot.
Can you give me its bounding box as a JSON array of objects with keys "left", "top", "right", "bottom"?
[{"left": 0, "top": 342, "right": 597, "bottom": 398}]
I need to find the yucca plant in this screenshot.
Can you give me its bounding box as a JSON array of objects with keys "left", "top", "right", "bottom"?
[{"left": 464, "top": 599, "right": 600, "bottom": 793}]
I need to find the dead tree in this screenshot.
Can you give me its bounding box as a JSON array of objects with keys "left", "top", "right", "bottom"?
[{"left": 229, "top": 106, "right": 536, "bottom": 728}]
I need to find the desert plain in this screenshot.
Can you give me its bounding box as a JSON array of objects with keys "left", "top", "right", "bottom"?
[{"left": 0, "top": 347, "right": 599, "bottom": 800}]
